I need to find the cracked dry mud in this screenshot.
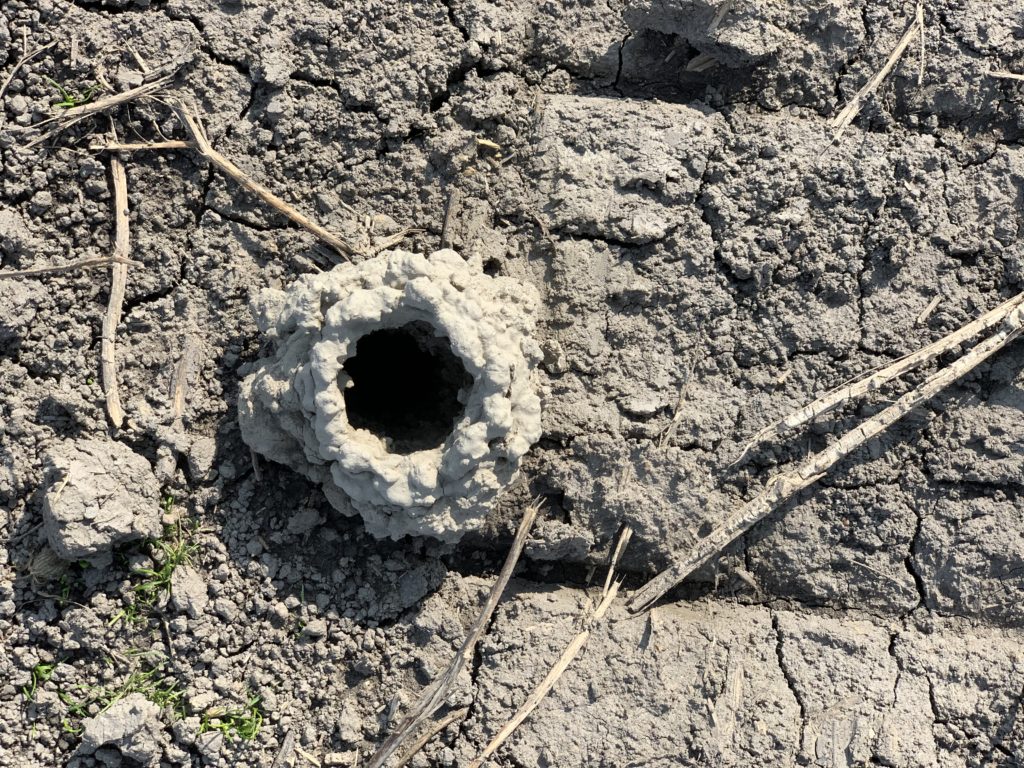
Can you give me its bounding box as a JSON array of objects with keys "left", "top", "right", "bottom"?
[{"left": 1, "top": 1, "right": 1023, "bottom": 767}]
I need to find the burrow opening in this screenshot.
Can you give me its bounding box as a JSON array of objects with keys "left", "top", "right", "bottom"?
[{"left": 342, "top": 320, "right": 473, "bottom": 455}]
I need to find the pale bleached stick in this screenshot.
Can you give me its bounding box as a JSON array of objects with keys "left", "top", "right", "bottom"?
[
  {"left": 101, "top": 153, "right": 130, "bottom": 428},
  {"left": 94, "top": 139, "right": 190, "bottom": 151},
  {"left": 364, "top": 501, "right": 541, "bottom": 768},
  {"left": 628, "top": 302, "right": 1024, "bottom": 613},
  {"left": 467, "top": 527, "right": 633, "bottom": 768},
  {"left": 0, "top": 256, "right": 136, "bottom": 280},
  {"left": 736, "top": 291, "right": 1024, "bottom": 461},
  {"left": 170, "top": 102, "right": 358, "bottom": 259},
  {"left": 831, "top": 4, "right": 923, "bottom": 143},
  {"left": 988, "top": 70, "right": 1024, "bottom": 83},
  {"left": 916, "top": 3, "right": 925, "bottom": 86}
]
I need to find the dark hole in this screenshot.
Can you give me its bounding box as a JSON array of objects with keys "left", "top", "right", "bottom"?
[{"left": 342, "top": 321, "right": 473, "bottom": 454}]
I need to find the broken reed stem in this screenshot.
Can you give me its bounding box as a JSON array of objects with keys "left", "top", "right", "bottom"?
[
  {"left": 170, "top": 103, "right": 358, "bottom": 259},
  {"left": 392, "top": 707, "right": 470, "bottom": 768},
  {"left": 468, "top": 527, "right": 633, "bottom": 768},
  {"left": 101, "top": 154, "right": 130, "bottom": 429},
  {"left": 364, "top": 500, "right": 541, "bottom": 768},
  {"left": 736, "top": 291, "right": 1024, "bottom": 461},
  {"left": 628, "top": 301, "right": 1024, "bottom": 613},
  {"left": 0, "top": 256, "right": 136, "bottom": 280},
  {"left": 831, "top": 4, "right": 923, "bottom": 143}
]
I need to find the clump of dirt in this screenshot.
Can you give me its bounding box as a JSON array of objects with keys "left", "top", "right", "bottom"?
[{"left": 1, "top": 0, "right": 1022, "bottom": 766}]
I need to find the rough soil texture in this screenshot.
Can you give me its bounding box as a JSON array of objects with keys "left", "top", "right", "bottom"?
[{"left": 1, "top": 1, "right": 1022, "bottom": 767}]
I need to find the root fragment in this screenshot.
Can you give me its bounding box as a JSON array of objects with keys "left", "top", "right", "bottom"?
[{"left": 0, "top": 256, "right": 136, "bottom": 280}]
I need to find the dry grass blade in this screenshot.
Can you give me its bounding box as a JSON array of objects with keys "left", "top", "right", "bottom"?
[
  {"left": 735, "top": 291, "right": 1024, "bottom": 462},
  {"left": 831, "top": 3, "right": 923, "bottom": 144},
  {"left": 628, "top": 301, "right": 1024, "bottom": 613},
  {"left": 100, "top": 153, "right": 131, "bottom": 428},
  {"left": 363, "top": 500, "right": 541, "bottom": 768},
  {"left": 0, "top": 256, "right": 136, "bottom": 280},
  {"left": 169, "top": 102, "right": 358, "bottom": 259},
  {"left": 468, "top": 527, "right": 633, "bottom": 768}
]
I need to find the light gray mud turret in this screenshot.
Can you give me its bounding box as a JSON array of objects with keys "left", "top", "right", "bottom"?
[{"left": 239, "top": 249, "right": 542, "bottom": 541}]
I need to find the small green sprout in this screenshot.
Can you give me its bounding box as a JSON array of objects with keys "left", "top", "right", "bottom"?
[
  {"left": 59, "top": 664, "right": 186, "bottom": 732},
  {"left": 44, "top": 77, "right": 103, "bottom": 109},
  {"left": 22, "top": 661, "right": 58, "bottom": 701},
  {"left": 109, "top": 513, "right": 197, "bottom": 626},
  {"left": 199, "top": 695, "right": 264, "bottom": 740}
]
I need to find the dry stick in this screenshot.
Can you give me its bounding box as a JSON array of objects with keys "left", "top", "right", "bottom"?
[
  {"left": 735, "top": 291, "right": 1024, "bottom": 461},
  {"left": 921, "top": 3, "right": 929, "bottom": 85},
  {"left": 364, "top": 500, "right": 541, "bottom": 768},
  {"left": 988, "top": 70, "right": 1024, "bottom": 83},
  {"left": 468, "top": 527, "right": 633, "bottom": 768},
  {"left": 170, "top": 103, "right": 358, "bottom": 259},
  {"left": 915, "top": 295, "right": 942, "bottom": 326},
  {"left": 707, "top": 0, "right": 735, "bottom": 33},
  {"left": 628, "top": 303, "right": 1024, "bottom": 613},
  {"left": 0, "top": 256, "right": 136, "bottom": 280},
  {"left": 392, "top": 706, "right": 471, "bottom": 768},
  {"left": 169, "top": 337, "right": 200, "bottom": 423},
  {"left": 0, "top": 39, "right": 57, "bottom": 101},
  {"left": 94, "top": 139, "right": 190, "bottom": 151},
  {"left": 440, "top": 187, "right": 462, "bottom": 249},
  {"left": 831, "top": 4, "right": 923, "bottom": 143},
  {"left": 24, "top": 74, "right": 175, "bottom": 148},
  {"left": 370, "top": 227, "right": 423, "bottom": 255},
  {"left": 101, "top": 153, "right": 131, "bottom": 428}
]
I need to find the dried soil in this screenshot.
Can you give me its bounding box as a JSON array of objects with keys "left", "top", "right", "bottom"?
[{"left": 1, "top": 1, "right": 1023, "bottom": 767}]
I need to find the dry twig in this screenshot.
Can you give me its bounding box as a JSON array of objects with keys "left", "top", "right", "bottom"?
[
  {"left": 831, "top": 4, "right": 924, "bottom": 144},
  {"left": 100, "top": 153, "right": 130, "bottom": 428},
  {"left": 988, "top": 70, "right": 1024, "bottom": 83},
  {"left": 169, "top": 102, "right": 358, "bottom": 259},
  {"left": 24, "top": 74, "right": 176, "bottom": 148},
  {"left": 707, "top": 0, "right": 735, "bottom": 33},
  {"left": 468, "top": 527, "right": 633, "bottom": 767},
  {"left": 629, "top": 297, "right": 1024, "bottom": 612},
  {"left": 0, "top": 32, "right": 56, "bottom": 102},
  {"left": 0, "top": 256, "right": 136, "bottom": 280},
  {"left": 364, "top": 500, "right": 541, "bottom": 768}
]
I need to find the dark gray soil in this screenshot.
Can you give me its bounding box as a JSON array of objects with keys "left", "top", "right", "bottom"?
[{"left": 1, "top": 1, "right": 1022, "bottom": 766}]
